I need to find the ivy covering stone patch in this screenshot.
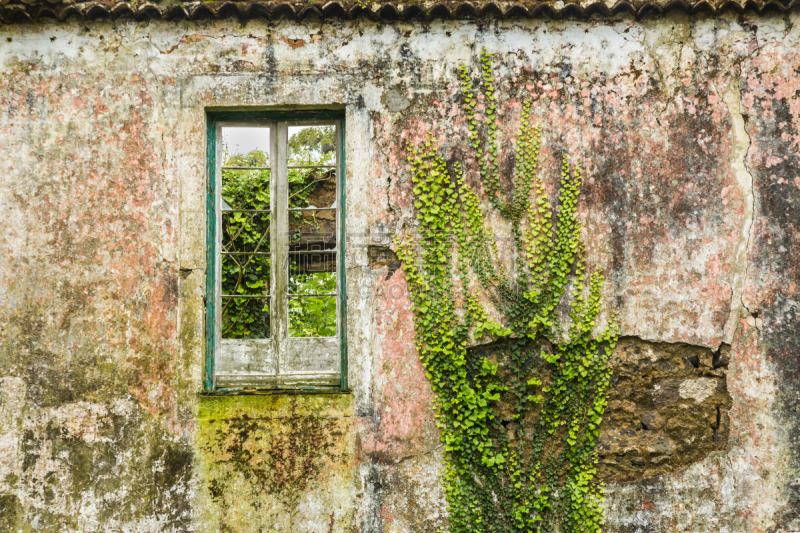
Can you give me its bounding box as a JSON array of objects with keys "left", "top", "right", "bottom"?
[{"left": 396, "top": 51, "right": 619, "bottom": 532}]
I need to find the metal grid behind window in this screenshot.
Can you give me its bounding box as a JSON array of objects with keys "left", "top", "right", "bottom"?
[{"left": 206, "top": 113, "right": 345, "bottom": 391}]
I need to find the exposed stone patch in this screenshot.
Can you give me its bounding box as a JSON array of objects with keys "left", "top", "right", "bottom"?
[
  {"left": 468, "top": 335, "right": 732, "bottom": 484},
  {"left": 596, "top": 337, "right": 732, "bottom": 482},
  {"left": 368, "top": 246, "right": 401, "bottom": 281},
  {"left": 679, "top": 377, "right": 718, "bottom": 404}
]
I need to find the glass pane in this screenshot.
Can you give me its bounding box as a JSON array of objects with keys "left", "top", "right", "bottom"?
[
  {"left": 289, "top": 252, "right": 337, "bottom": 295},
  {"left": 221, "top": 297, "right": 270, "bottom": 339},
  {"left": 288, "top": 125, "right": 336, "bottom": 166},
  {"left": 222, "top": 254, "right": 270, "bottom": 296},
  {"left": 222, "top": 127, "right": 270, "bottom": 168},
  {"left": 289, "top": 296, "right": 336, "bottom": 338},
  {"left": 221, "top": 168, "right": 270, "bottom": 212},
  {"left": 289, "top": 168, "right": 336, "bottom": 210},
  {"left": 288, "top": 209, "right": 336, "bottom": 250},
  {"left": 222, "top": 210, "right": 270, "bottom": 254}
]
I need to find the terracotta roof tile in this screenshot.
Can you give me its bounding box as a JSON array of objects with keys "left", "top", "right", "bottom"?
[{"left": 0, "top": 0, "right": 796, "bottom": 24}]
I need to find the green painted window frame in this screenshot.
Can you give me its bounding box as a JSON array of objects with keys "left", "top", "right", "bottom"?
[{"left": 204, "top": 110, "right": 348, "bottom": 393}]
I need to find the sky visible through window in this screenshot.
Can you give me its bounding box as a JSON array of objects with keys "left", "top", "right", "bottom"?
[{"left": 223, "top": 127, "right": 270, "bottom": 158}]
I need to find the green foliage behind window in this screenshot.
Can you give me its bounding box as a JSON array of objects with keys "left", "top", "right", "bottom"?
[
  {"left": 289, "top": 273, "right": 337, "bottom": 338},
  {"left": 221, "top": 151, "right": 271, "bottom": 339},
  {"left": 221, "top": 127, "right": 338, "bottom": 340}
]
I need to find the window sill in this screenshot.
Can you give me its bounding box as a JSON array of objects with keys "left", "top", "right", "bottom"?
[
  {"left": 200, "top": 388, "right": 350, "bottom": 396},
  {"left": 197, "top": 390, "right": 353, "bottom": 420}
]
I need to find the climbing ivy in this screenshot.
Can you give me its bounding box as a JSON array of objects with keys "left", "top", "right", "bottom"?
[{"left": 396, "top": 52, "right": 619, "bottom": 532}]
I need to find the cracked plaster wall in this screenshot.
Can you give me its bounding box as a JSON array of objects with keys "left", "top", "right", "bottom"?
[{"left": 0, "top": 10, "right": 798, "bottom": 532}]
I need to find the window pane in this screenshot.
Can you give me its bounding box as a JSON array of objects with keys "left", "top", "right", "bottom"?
[
  {"left": 222, "top": 210, "right": 270, "bottom": 254},
  {"left": 221, "top": 297, "right": 270, "bottom": 339},
  {"left": 288, "top": 209, "right": 336, "bottom": 250},
  {"left": 221, "top": 254, "right": 270, "bottom": 298},
  {"left": 288, "top": 125, "right": 336, "bottom": 166},
  {"left": 222, "top": 127, "right": 270, "bottom": 167},
  {"left": 219, "top": 127, "right": 272, "bottom": 343},
  {"left": 289, "top": 296, "right": 336, "bottom": 338},
  {"left": 289, "top": 168, "right": 336, "bottom": 210},
  {"left": 221, "top": 168, "right": 270, "bottom": 212},
  {"left": 289, "top": 253, "right": 336, "bottom": 295}
]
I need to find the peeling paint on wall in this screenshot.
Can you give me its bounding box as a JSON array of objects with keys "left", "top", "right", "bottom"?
[{"left": 0, "top": 10, "right": 798, "bottom": 531}]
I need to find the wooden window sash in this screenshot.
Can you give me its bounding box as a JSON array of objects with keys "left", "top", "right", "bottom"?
[{"left": 212, "top": 119, "right": 342, "bottom": 390}]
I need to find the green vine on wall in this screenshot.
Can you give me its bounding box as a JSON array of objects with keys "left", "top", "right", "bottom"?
[{"left": 396, "top": 52, "right": 619, "bottom": 532}]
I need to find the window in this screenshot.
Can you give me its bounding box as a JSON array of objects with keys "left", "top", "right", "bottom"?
[{"left": 205, "top": 111, "right": 346, "bottom": 391}]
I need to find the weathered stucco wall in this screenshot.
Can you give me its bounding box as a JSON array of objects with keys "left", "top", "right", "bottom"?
[{"left": 0, "top": 10, "right": 798, "bottom": 532}]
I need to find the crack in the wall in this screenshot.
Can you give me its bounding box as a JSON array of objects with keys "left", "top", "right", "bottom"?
[{"left": 720, "top": 73, "right": 756, "bottom": 344}]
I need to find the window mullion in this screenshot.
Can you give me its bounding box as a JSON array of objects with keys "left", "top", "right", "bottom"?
[
  {"left": 273, "top": 121, "right": 289, "bottom": 379},
  {"left": 269, "top": 121, "right": 279, "bottom": 377}
]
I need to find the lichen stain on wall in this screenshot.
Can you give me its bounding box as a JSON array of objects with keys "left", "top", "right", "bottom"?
[
  {"left": 0, "top": 59, "right": 191, "bottom": 529},
  {"left": 0, "top": 10, "right": 798, "bottom": 532}
]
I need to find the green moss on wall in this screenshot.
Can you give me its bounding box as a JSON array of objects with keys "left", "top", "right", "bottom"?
[{"left": 195, "top": 394, "right": 355, "bottom": 532}]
